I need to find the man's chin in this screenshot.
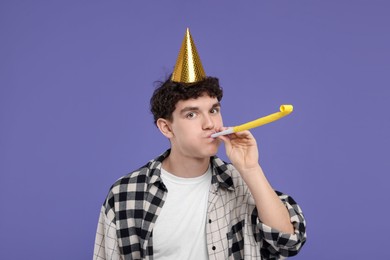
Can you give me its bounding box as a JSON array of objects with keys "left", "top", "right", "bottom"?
[{"left": 204, "top": 145, "right": 220, "bottom": 157}]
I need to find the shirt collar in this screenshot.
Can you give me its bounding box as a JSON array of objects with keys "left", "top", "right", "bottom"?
[
  {"left": 147, "top": 149, "right": 235, "bottom": 191},
  {"left": 210, "top": 155, "right": 235, "bottom": 191}
]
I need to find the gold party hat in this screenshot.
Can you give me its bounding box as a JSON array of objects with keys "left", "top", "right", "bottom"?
[{"left": 171, "top": 28, "right": 206, "bottom": 83}]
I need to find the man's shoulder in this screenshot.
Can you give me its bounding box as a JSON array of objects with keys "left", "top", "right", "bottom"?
[
  {"left": 112, "top": 164, "right": 149, "bottom": 187},
  {"left": 109, "top": 155, "right": 164, "bottom": 194}
]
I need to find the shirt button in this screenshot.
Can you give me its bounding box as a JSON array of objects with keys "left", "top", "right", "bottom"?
[
  {"left": 212, "top": 246, "right": 216, "bottom": 251},
  {"left": 208, "top": 219, "right": 212, "bottom": 223}
]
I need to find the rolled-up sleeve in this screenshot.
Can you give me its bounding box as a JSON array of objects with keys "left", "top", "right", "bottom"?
[{"left": 254, "top": 191, "right": 307, "bottom": 258}]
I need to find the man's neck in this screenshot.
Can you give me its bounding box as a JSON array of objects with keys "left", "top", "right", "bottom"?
[{"left": 162, "top": 151, "right": 210, "bottom": 178}]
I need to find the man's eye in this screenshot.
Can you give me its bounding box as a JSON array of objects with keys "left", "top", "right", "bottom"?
[
  {"left": 210, "top": 108, "right": 220, "bottom": 114},
  {"left": 186, "top": 112, "right": 197, "bottom": 119}
]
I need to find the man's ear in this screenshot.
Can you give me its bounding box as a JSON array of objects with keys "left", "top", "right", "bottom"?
[{"left": 156, "top": 118, "right": 173, "bottom": 138}]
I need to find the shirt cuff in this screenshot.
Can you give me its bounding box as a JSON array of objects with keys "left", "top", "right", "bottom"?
[{"left": 255, "top": 199, "right": 307, "bottom": 256}]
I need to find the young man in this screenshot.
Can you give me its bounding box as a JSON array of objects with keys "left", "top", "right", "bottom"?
[{"left": 93, "top": 29, "right": 306, "bottom": 260}]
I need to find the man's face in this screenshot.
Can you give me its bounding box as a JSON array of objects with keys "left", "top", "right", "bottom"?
[{"left": 167, "top": 94, "right": 223, "bottom": 159}]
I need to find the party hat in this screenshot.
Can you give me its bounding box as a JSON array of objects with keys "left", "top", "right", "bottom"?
[{"left": 171, "top": 28, "right": 206, "bottom": 83}]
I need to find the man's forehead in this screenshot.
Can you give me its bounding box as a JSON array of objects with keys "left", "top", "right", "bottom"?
[{"left": 176, "top": 96, "right": 220, "bottom": 110}]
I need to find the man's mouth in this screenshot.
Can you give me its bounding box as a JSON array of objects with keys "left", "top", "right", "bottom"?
[{"left": 208, "top": 131, "right": 217, "bottom": 138}]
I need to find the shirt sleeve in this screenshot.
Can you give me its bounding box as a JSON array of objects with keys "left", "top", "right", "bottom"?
[
  {"left": 254, "top": 191, "right": 307, "bottom": 258},
  {"left": 93, "top": 206, "right": 122, "bottom": 260}
]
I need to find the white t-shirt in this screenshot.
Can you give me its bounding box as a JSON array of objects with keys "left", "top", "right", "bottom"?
[{"left": 153, "top": 166, "right": 212, "bottom": 260}]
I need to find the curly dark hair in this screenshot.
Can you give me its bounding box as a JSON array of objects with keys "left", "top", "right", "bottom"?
[{"left": 150, "top": 76, "right": 223, "bottom": 124}]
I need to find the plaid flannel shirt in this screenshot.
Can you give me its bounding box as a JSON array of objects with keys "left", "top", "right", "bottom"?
[{"left": 93, "top": 150, "right": 306, "bottom": 259}]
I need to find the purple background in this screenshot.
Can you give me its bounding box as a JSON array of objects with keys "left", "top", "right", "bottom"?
[{"left": 1, "top": 1, "right": 389, "bottom": 259}]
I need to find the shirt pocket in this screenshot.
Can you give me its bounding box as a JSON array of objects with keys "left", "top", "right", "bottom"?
[{"left": 226, "top": 220, "right": 245, "bottom": 259}]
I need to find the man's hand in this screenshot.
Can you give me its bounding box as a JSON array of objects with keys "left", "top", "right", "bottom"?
[{"left": 217, "top": 129, "right": 260, "bottom": 174}]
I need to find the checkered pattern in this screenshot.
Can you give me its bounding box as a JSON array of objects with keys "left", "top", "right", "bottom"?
[{"left": 93, "top": 150, "right": 306, "bottom": 259}]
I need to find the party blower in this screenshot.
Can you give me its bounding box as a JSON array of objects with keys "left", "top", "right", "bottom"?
[{"left": 211, "top": 105, "right": 294, "bottom": 138}]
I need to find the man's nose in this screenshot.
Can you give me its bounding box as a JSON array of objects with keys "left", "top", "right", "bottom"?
[{"left": 202, "top": 114, "right": 215, "bottom": 130}]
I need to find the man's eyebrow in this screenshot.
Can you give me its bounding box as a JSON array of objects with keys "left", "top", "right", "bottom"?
[
  {"left": 179, "top": 102, "right": 221, "bottom": 114},
  {"left": 180, "top": 106, "right": 200, "bottom": 114},
  {"left": 212, "top": 102, "right": 221, "bottom": 108}
]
